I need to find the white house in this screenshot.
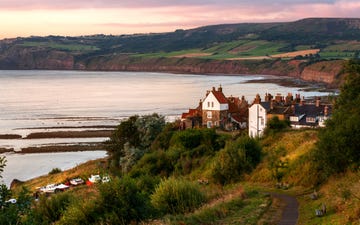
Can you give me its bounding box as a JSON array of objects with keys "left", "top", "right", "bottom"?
[
  {"left": 248, "top": 94, "right": 269, "bottom": 137},
  {"left": 202, "top": 86, "right": 229, "bottom": 128}
]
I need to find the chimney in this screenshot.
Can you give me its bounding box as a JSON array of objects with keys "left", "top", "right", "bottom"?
[
  {"left": 275, "top": 93, "right": 282, "bottom": 102},
  {"left": 300, "top": 97, "right": 305, "bottom": 106},
  {"left": 324, "top": 105, "right": 329, "bottom": 116},
  {"left": 206, "top": 90, "right": 210, "bottom": 96},
  {"left": 291, "top": 104, "right": 295, "bottom": 114},
  {"left": 270, "top": 100, "right": 275, "bottom": 109},
  {"left": 285, "top": 93, "right": 293, "bottom": 105},
  {"left": 218, "top": 84, "right": 222, "bottom": 92},
  {"left": 212, "top": 86, "right": 216, "bottom": 92},
  {"left": 254, "top": 94, "right": 261, "bottom": 104}
]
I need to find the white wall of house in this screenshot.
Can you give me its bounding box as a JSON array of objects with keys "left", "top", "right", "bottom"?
[
  {"left": 248, "top": 104, "right": 267, "bottom": 137},
  {"left": 202, "top": 92, "right": 228, "bottom": 111}
]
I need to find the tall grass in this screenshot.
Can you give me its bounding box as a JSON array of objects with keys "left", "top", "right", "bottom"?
[{"left": 151, "top": 177, "right": 206, "bottom": 214}]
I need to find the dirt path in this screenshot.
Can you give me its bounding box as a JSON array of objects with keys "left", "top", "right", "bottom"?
[{"left": 271, "top": 193, "right": 299, "bottom": 225}]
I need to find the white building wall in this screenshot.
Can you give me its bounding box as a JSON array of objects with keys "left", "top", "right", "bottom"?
[
  {"left": 202, "top": 92, "right": 228, "bottom": 111},
  {"left": 248, "top": 104, "right": 267, "bottom": 137}
]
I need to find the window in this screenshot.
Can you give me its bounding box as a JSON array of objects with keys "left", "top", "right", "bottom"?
[
  {"left": 207, "top": 102, "right": 210, "bottom": 107},
  {"left": 211, "top": 102, "right": 214, "bottom": 107},
  {"left": 207, "top": 121, "right": 212, "bottom": 128},
  {"left": 261, "top": 118, "right": 264, "bottom": 126},
  {"left": 207, "top": 111, "right": 212, "bottom": 118},
  {"left": 306, "top": 117, "right": 316, "bottom": 123}
]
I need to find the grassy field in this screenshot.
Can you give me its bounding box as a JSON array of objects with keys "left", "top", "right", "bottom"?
[{"left": 20, "top": 41, "right": 99, "bottom": 51}]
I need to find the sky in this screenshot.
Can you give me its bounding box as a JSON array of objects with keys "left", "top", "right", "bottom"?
[{"left": 1, "top": 0, "right": 360, "bottom": 39}]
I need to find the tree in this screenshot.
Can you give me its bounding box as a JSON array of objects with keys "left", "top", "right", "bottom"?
[
  {"left": 315, "top": 59, "right": 360, "bottom": 178},
  {"left": 0, "top": 156, "right": 5, "bottom": 179},
  {"left": 106, "top": 114, "right": 165, "bottom": 171},
  {"left": 211, "top": 136, "right": 262, "bottom": 185},
  {"left": 264, "top": 116, "right": 290, "bottom": 136},
  {"left": 0, "top": 157, "right": 32, "bottom": 225}
]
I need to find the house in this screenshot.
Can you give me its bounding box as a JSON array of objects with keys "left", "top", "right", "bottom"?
[
  {"left": 181, "top": 85, "right": 249, "bottom": 130},
  {"left": 248, "top": 94, "right": 268, "bottom": 137},
  {"left": 181, "top": 101, "right": 202, "bottom": 129},
  {"left": 289, "top": 98, "right": 332, "bottom": 129},
  {"left": 249, "top": 93, "right": 332, "bottom": 137},
  {"left": 202, "top": 86, "right": 229, "bottom": 128}
]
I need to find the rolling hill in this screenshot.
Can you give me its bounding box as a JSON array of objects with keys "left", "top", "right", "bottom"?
[{"left": 0, "top": 18, "right": 359, "bottom": 87}]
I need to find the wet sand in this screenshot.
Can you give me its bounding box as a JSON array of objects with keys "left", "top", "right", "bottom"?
[
  {"left": 243, "top": 77, "right": 334, "bottom": 92},
  {"left": 25, "top": 130, "right": 113, "bottom": 139},
  {"left": 0, "top": 129, "right": 112, "bottom": 153},
  {"left": 20, "top": 143, "right": 105, "bottom": 153}
]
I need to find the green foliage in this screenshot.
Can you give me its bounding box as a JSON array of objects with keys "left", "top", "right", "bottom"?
[
  {"left": 57, "top": 198, "right": 100, "bottom": 225},
  {"left": 0, "top": 156, "right": 6, "bottom": 178},
  {"left": 106, "top": 114, "right": 165, "bottom": 171},
  {"left": 268, "top": 146, "right": 289, "bottom": 182},
  {"left": 130, "top": 150, "right": 173, "bottom": 177},
  {"left": 165, "top": 190, "right": 270, "bottom": 225},
  {"left": 264, "top": 116, "right": 290, "bottom": 136},
  {"left": 211, "top": 136, "right": 262, "bottom": 185},
  {"left": 48, "top": 167, "right": 62, "bottom": 175},
  {"left": 97, "top": 176, "right": 154, "bottom": 224},
  {"left": 29, "top": 192, "right": 73, "bottom": 224},
  {"left": 135, "top": 114, "right": 166, "bottom": 149},
  {"left": 151, "top": 122, "right": 179, "bottom": 151},
  {"left": 0, "top": 186, "right": 32, "bottom": 225},
  {"left": 314, "top": 59, "right": 360, "bottom": 179},
  {"left": 151, "top": 177, "right": 205, "bottom": 214},
  {"left": 170, "top": 128, "right": 223, "bottom": 151}
]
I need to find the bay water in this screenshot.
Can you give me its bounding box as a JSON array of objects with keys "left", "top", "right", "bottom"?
[{"left": 0, "top": 70, "right": 334, "bottom": 186}]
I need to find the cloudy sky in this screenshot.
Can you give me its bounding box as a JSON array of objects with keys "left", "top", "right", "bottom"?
[{"left": 1, "top": 0, "right": 359, "bottom": 39}]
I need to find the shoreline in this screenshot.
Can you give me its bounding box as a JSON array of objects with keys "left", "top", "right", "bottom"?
[{"left": 0, "top": 129, "right": 111, "bottom": 154}]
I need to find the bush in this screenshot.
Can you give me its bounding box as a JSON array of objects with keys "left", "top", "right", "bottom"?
[
  {"left": 264, "top": 116, "right": 290, "bottom": 136},
  {"left": 48, "top": 167, "right": 62, "bottom": 175},
  {"left": 314, "top": 59, "right": 360, "bottom": 180},
  {"left": 151, "top": 177, "right": 205, "bottom": 214},
  {"left": 211, "top": 136, "right": 262, "bottom": 185},
  {"left": 97, "top": 176, "right": 154, "bottom": 224},
  {"left": 30, "top": 192, "right": 73, "bottom": 224}
]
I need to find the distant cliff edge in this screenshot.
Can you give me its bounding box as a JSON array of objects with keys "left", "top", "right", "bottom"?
[{"left": 0, "top": 49, "right": 344, "bottom": 88}]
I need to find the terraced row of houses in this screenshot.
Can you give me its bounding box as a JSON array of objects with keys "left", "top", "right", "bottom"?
[{"left": 181, "top": 86, "right": 332, "bottom": 137}]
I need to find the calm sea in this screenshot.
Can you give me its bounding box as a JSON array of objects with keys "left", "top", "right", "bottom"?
[{"left": 0, "top": 70, "right": 334, "bottom": 186}]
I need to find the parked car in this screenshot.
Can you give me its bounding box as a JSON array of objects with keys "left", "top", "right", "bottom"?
[
  {"left": 88, "top": 174, "right": 101, "bottom": 183},
  {"left": 70, "top": 178, "right": 84, "bottom": 186},
  {"left": 39, "top": 183, "right": 69, "bottom": 193},
  {"left": 102, "top": 175, "right": 111, "bottom": 183}
]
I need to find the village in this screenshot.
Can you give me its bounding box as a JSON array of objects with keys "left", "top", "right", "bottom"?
[{"left": 181, "top": 85, "right": 332, "bottom": 136}]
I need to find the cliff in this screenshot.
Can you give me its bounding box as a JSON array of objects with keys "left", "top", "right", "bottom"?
[{"left": 0, "top": 48, "right": 344, "bottom": 87}]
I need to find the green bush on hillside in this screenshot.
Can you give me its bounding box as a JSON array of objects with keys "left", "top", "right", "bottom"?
[
  {"left": 151, "top": 177, "right": 205, "bottom": 214},
  {"left": 30, "top": 192, "right": 73, "bottom": 224},
  {"left": 98, "top": 176, "right": 154, "bottom": 223},
  {"left": 211, "top": 136, "right": 262, "bottom": 185},
  {"left": 106, "top": 114, "right": 165, "bottom": 172},
  {"left": 314, "top": 59, "right": 360, "bottom": 180}
]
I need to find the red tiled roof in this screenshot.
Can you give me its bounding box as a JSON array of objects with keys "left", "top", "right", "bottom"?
[
  {"left": 181, "top": 108, "right": 202, "bottom": 119},
  {"left": 212, "top": 90, "right": 228, "bottom": 104}
]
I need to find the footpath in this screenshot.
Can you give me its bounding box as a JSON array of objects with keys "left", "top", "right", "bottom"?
[{"left": 271, "top": 193, "right": 299, "bottom": 225}]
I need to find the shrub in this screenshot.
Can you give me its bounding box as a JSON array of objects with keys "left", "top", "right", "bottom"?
[
  {"left": 151, "top": 177, "right": 205, "bottom": 214},
  {"left": 211, "top": 136, "right": 262, "bottom": 185},
  {"left": 30, "top": 192, "right": 73, "bottom": 224},
  {"left": 48, "top": 167, "right": 62, "bottom": 175},
  {"left": 97, "top": 176, "right": 154, "bottom": 224}
]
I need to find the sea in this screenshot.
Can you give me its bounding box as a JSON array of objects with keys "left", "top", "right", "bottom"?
[{"left": 0, "top": 70, "right": 335, "bottom": 186}]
